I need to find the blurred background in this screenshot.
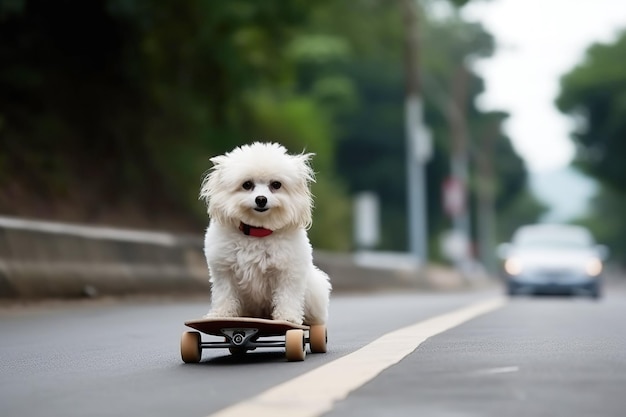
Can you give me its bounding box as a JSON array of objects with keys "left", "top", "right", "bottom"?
[{"left": 1, "top": 0, "right": 626, "bottom": 285}]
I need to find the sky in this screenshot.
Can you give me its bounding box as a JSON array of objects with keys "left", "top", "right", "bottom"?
[{"left": 461, "top": 0, "right": 626, "bottom": 173}]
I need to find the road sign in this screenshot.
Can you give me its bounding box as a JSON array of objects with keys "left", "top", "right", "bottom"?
[{"left": 443, "top": 176, "right": 465, "bottom": 217}]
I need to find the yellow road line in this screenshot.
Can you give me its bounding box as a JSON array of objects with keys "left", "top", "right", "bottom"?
[{"left": 208, "top": 297, "right": 507, "bottom": 417}]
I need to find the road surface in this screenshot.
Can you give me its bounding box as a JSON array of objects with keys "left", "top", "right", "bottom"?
[{"left": 2, "top": 280, "right": 626, "bottom": 417}]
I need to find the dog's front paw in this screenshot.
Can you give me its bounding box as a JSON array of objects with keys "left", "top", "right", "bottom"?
[
  {"left": 272, "top": 313, "right": 304, "bottom": 325},
  {"left": 203, "top": 308, "right": 239, "bottom": 319}
]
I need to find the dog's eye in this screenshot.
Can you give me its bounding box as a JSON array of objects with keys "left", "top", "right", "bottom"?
[
  {"left": 242, "top": 181, "right": 254, "bottom": 191},
  {"left": 270, "top": 181, "right": 282, "bottom": 190}
]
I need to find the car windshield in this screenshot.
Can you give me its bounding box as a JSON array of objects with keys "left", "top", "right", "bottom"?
[{"left": 512, "top": 226, "right": 594, "bottom": 250}]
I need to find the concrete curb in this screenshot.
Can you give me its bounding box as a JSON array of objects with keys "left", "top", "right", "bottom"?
[{"left": 0, "top": 216, "right": 492, "bottom": 299}]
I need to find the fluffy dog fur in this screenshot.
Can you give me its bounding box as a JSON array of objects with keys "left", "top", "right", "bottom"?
[{"left": 199, "top": 142, "right": 331, "bottom": 325}]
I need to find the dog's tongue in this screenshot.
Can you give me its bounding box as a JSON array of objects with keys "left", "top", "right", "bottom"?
[{"left": 239, "top": 222, "right": 273, "bottom": 237}]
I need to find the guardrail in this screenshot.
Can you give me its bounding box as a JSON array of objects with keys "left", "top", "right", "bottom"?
[{"left": 0, "top": 216, "right": 208, "bottom": 298}]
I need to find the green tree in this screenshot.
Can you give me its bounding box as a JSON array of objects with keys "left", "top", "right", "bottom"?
[
  {"left": 293, "top": 0, "right": 541, "bottom": 255},
  {"left": 557, "top": 30, "right": 626, "bottom": 262},
  {"left": 572, "top": 185, "right": 626, "bottom": 265},
  {"left": 556, "top": 30, "right": 626, "bottom": 189},
  {"left": 0, "top": 0, "right": 351, "bottom": 249},
  {"left": 0, "top": 0, "right": 538, "bottom": 256}
]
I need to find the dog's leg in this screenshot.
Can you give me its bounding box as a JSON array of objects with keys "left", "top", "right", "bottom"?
[
  {"left": 303, "top": 267, "right": 332, "bottom": 325},
  {"left": 204, "top": 273, "right": 242, "bottom": 318},
  {"left": 271, "top": 277, "right": 306, "bottom": 325}
]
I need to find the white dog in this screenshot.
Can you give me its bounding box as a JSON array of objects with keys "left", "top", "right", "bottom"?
[{"left": 199, "top": 142, "right": 331, "bottom": 325}]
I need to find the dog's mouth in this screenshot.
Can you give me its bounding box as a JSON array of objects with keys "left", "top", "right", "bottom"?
[{"left": 254, "top": 207, "right": 269, "bottom": 213}]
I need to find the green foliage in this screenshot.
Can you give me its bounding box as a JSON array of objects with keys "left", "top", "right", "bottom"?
[
  {"left": 308, "top": 176, "right": 353, "bottom": 251},
  {"left": 572, "top": 185, "right": 626, "bottom": 264},
  {"left": 557, "top": 30, "right": 626, "bottom": 263},
  {"left": 557, "top": 30, "right": 626, "bottom": 189},
  {"left": 303, "top": 2, "right": 540, "bottom": 255},
  {"left": 0, "top": 0, "right": 537, "bottom": 256},
  {"left": 0, "top": 0, "right": 343, "bottom": 235},
  {"left": 245, "top": 92, "right": 334, "bottom": 164}
]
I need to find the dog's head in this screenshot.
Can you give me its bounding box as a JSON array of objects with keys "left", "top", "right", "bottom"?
[{"left": 200, "top": 142, "right": 315, "bottom": 231}]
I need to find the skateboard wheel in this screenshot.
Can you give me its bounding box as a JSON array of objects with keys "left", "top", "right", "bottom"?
[
  {"left": 181, "top": 331, "right": 202, "bottom": 363},
  {"left": 309, "top": 325, "right": 327, "bottom": 353},
  {"left": 285, "top": 329, "right": 306, "bottom": 361}
]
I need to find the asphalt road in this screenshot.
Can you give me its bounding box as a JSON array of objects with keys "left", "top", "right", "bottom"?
[{"left": 2, "top": 280, "right": 626, "bottom": 417}]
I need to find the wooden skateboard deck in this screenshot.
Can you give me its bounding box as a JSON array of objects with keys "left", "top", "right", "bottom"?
[
  {"left": 180, "top": 317, "right": 327, "bottom": 363},
  {"left": 185, "top": 317, "right": 308, "bottom": 337}
]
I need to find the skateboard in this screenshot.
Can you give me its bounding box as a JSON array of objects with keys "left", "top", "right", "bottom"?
[{"left": 180, "top": 317, "right": 327, "bottom": 363}]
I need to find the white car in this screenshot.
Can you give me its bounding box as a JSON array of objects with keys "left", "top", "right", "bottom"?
[{"left": 498, "top": 224, "right": 607, "bottom": 299}]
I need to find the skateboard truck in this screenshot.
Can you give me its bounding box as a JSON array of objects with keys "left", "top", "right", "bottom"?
[{"left": 222, "top": 328, "right": 259, "bottom": 347}]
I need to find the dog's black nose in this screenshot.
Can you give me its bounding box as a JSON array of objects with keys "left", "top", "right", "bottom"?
[{"left": 255, "top": 196, "right": 267, "bottom": 207}]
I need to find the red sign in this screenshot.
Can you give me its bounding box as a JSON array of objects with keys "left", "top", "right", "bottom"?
[{"left": 442, "top": 177, "right": 465, "bottom": 217}]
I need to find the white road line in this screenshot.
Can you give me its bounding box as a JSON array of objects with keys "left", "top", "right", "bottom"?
[
  {"left": 472, "top": 366, "right": 520, "bottom": 375},
  {"left": 207, "top": 297, "right": 507, "bottom": 417}
]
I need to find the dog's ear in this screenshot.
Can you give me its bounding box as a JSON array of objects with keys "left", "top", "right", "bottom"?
[
  {"left": 209, "top": 155, "right": 227, "bottom": 168},
  {"left": 287, "top": 151, "right": 316, "bottom": 230},
  {"left": 199, "top": 155, "right": 226, "bottom": 204},
  {"left": 294, "top": 152, "right": 316, "bottom": 184},
  {"left": 199, "top": 173, "right": 212, "bottom": 204}
]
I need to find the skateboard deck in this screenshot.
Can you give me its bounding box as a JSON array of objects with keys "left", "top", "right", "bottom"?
[
  {"left": 180, "top": 317, "right": 327, "bottom": 363},
  {"left": 185, "top": 317, "right": 308, "bottom": 336}
]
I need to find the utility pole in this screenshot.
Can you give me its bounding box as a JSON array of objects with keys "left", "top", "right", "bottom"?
[
  {"left": 476, "top": 113, "right": 505, "bottom": 275},
  {"left": 447, "top": 64, "right": 472, "bottom": 272},
  {"left": 402, "top": 0, "right": 430, "bottom": 265}
]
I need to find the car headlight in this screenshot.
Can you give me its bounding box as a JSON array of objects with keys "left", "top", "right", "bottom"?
[
  {"left": 504, "top": 258, "right": 523, "bottom": 275},
  {"left": 585, "top": 258, "right": 603, "bottom": 276}
]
